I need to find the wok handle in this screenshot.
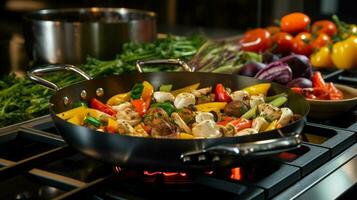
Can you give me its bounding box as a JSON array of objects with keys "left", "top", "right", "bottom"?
[
  {"left": 27, "top": 64, "right": 92, "bottom": 91},
  {"left": 180, "top": 132, "right": 302, "bottom": 164},
  {"left": 136, "top": 59, "right": 193, "bottom": 73}
]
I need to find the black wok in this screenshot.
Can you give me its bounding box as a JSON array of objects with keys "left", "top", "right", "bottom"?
[{"left": 27, "top": 59, "right": 309, "bottom": 170}]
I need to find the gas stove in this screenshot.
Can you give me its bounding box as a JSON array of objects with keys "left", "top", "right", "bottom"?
[{"left": 0, "top": 70, "right": 356, "bottom": 200}]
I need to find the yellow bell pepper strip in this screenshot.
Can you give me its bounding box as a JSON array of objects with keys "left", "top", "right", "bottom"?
[
  {"left": 264, "top": 120, "right": 278, "bottom": 131},
  {"left": 133, "top": 124, "right": 149, "bottom": 137},
  {"left": 179, "top": 133, "right": 194, "bottom": 139},
  {"left": 195, "top": 102, "right": 227, "bottom": 112},
  {"left": 67, "top": 115, "right": 83, "bottom": 125},
  {"left": 243, "top": 83, "right": 271, "bottom": 96},
  {"left": 57, "top": 106, "right": 87, "bottom": 120},
  {"left": 86, "top": 108, "right": 114, "bottom": 121},
  {"left": 107, "top": 118, "right": 119, "bottom": 133},
  {"left": 106, "top": 92, "right": 131, "bottom": 106},
  {"left": 171, "top": 83, "right": 200, "bottom": 97},
  {"left": 57, "top": 106, "right": 114, "bottom": 123},
  {"left": 141, "top": 81, "right": 154, "bottom": 101},
  {"left": 310, "top": 46, "right": 334, "bottom": 68},
  {"left": 331, "top": 36, "right": 357, "bottom": 69}
]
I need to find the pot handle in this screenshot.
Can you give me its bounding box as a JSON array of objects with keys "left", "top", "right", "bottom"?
[
  {"left": 136, "top": 59, "right": 193, "bottom": 73},
  {"left": 27, "top": 64, "right": 92, "bottom": 91},
  {"left": 180, "top": 131, "right": 302, "bottom": 164}
]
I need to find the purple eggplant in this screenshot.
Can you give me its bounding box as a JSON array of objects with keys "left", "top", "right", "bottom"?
[
  {"left": 278, "top": 54, "right": 312, "bottom": 79},
  {"left": 254, "top": 61, "right": 292, "bottom": 84},
  {"left": 287, "top": 77, "right": 313, "bottom": 88},
  {"left": 238, "top": 61, "right": 267, "bottom": 77}
]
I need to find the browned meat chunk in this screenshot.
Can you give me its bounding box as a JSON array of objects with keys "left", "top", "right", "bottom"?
[{"left": 223, "top": 100, "right": 249, "bottom": 117}]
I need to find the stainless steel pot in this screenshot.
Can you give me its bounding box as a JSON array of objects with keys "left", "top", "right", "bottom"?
[{"left": 23, "top": 7, "right": 157, "bottom": 64}]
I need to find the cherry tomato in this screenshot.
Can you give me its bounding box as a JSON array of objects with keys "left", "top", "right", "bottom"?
[
  {"left": 311, "top": 33, "right": 331, "bottom": 49},
  {"left": 280, "top": 12, "right": 310, "bottom": 33},
  {"left": 292, "top": 32, "right": 313, "bottom": 56},
  {"left": 240, "top": 28, "right": 271, "bottom": 52},
  {"left": 271, "top": 32, "right": 293, "bottom": 54},
  {"left": 311, "top": 20, "right": 337, "bottom": 37},
  {"left": 266, "top": 26, "right": 280, "bottom": 36}
]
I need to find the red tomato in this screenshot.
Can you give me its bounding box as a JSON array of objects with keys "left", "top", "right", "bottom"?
[
  {"left": 311, "top": 33, "right": 331, "bottom": 49},
  {"left": 271, "top": 32, "right": 293, "bottom": 54},
  {"left": 266, "top": 26, "right": 280, "bottom": 36},
  {"left": 240, "top": 28, "right": 271, "bottom": 52},
  {"left": 280, "top": 12, "right": 310, "bottom": 33},
  {"left": 292, "top": 32, "right": 313, "bottom": 56},
  {"left": 311, "top": 20, "right": 337, "bottom": 36}
]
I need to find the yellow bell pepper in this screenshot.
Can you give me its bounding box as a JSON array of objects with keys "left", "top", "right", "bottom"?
[
  {"left": 67, "top": 115, "right": 83, "bottom": 125},
  {"left": 141, "top": 81, "right": 154, "bottom": 101},
  {"left": 106, "top": 92, "right": 131, "bottom": 106},
  {"left": 264, "top": 120, "right": 278, "bottom": 131},
  {"left": 171, "top": 83, "right": 200, "bottom": 97},
  {"left": 108, "top": 118, "right": 119, "bottom": 130},
  {"left": 195, "top": 102, "right": 227, "bottom": 112},
  {"left": 331, "top": 36, "right": 357, "bottom": 69},
  {"left": 57, "top": 106, "right": 87, "bottom": 120},
  {"left": 57, "top": 106, "right": 114, "bottom": 122},
  {"left": 310, "top": 46, "right": 334, "bottom": 68},
  {"left": 179, "top": 133, "right": 194, "bottom": 139},
  {"left": 86, "top": 108, "right": 115, "bottom": 122},
  {"left": 243, "top": 83, "right": 271, "bottom": 96}
]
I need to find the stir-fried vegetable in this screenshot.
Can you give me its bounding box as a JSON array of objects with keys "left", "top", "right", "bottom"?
[{"left": 59, "top": 82, "right": 301, "bottom": 139}]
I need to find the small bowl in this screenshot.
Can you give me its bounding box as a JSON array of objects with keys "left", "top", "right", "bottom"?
[{"left": 308, "top": 84, "right": 357, "bottom": 119}]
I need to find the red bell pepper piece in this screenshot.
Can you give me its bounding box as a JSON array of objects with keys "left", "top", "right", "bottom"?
[
  {"left": 90, "top": 98, "right": 117, "bottom": 116},
  {"left": 215, "top": 83, "right": 232, "bottom": 102},
  {"left": 106, "top": 126, "right": 117, "bottom": 134},
  {"left": 327, "top": 82, "right": 343, "bottom": 100},
  {"left": 131, "top": 98, "right": 150, "bottom": 116},
  {"left": 312, "top": 71, "right": 326, "bottom": 88},
  {"left": 217, "top": 116, "right": 235, "bottom": 126},
  {"left": 229, "top": 118, "right": 252, "bottom": 132}
]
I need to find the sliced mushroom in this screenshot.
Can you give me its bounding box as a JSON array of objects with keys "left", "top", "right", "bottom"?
[
  {"left": 117, "top": 120, "right": 135, "bottom": 135},
  {"left": 277, "top": 108, "right": 293, "bottom": 127},
  {"left": 249, "top": 94, "right": 265, "bottom": 108},
  {"left": 191, "top": 87, "right": 212, "bottom": 97},
  {"left": 235, "top": 128, "right": 258, "bottom": 136},
  {"left": 192, "top": 120, "right": 222, "bottom": 138},
  {"left": 171, "top": 112, "right": 192, "bottom": 134},
  {"left": 195, "top": 112, "right": 215, "bottom": 123},
  {"left": 153, "top": 91, "right": 175, "bottom": 103},
  {"left": 252, "top": 116, "right": 269, "bottom": 131},
  {"left": 113, "top": 102, "right": 141, "bottom": 126},
  {"left": 174, "top": 92, "right": 196, "bottom": 109},
  {"left": 258, "top": 103, "right": 282, "bottom": 122},
  {"left": 218, "top": 124, "right": 236, "bottom": 137},
  {"left": 230, "top": 90, "right": 250, "bottom": 102}
]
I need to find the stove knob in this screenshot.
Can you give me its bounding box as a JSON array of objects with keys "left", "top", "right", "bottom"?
[
  {"left": 182, "top": 156, "right": 191, "bottom": 163},
  {"left": 212, "top": 155, "right": 220, "bottom": 162},
  {"left": 198, "top": 155, "right": 206, "bottom": 162}
]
